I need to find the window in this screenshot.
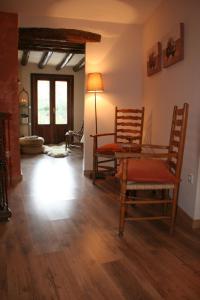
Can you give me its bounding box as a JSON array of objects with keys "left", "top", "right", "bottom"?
[{"left": 37, "top": 80, "right": 50, "bottom": 125}]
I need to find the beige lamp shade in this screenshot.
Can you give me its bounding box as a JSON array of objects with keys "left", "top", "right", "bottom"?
[{"left": 86, "top": 73, "right": 104, "bottom": 92}]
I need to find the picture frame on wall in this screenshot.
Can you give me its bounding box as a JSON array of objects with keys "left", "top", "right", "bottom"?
[
  {"left": 162, "top": 22, "right": 184, "bottom": 68},
  {"left": 147, "top": 42, "right": 162, "bottom": 76}
]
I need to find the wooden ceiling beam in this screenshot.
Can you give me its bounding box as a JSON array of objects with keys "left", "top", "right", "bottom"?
[
  {"left": 19, "top": 28, "right": 101, "bottom": 53},
  {"left": 19, "top": 28, "right": 101, "bottom": 44},
  {"left": 38, "top": 51, "right": 53, "bottom": 69},
  {"left": 73, "top": 57, "right": 85, "bottom": 72},
  {"left": 56, "top": 53, "right": 74, "bottom": 71},
  {"left": 18, "top": 42, "right": 85, "bottom": 54},
  {"left": 21, "top": 50, "right": 30, "bottom": 66}
]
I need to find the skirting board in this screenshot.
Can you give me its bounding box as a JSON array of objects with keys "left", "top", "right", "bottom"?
[
  {"left": 192, "top": 219, "right": 200, "bottom": 229},
  {"left": 177, "top": 207, "right": 200, "bottom": 229},
  {"left": 84, "top": 170, "right": 92, "bottom": 176},
  {"left": 84, "top": 170, "right": 92, "bottom": 178},
  {"left": 84, "top": 169, "right": 200, "bottom": 229}
]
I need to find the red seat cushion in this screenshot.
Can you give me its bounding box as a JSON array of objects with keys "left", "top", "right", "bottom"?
[
  {"left": 117, "top": 159, "right": 178, "bottom": 184},
  {"left": 96, "top": 143, "right": 141, "bottom": 154}
]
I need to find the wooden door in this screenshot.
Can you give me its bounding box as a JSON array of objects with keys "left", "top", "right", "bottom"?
[{"left": 31, "top": 74, "right": 74, "bottom": 144}]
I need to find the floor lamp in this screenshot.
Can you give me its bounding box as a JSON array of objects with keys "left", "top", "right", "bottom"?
[{"left": 86, "top": 73, "right": 104, "bottom": 134}]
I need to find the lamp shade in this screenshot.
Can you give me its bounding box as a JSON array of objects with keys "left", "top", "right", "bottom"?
[{"left": 86, "top": 73, "right": 104, "bottom": 92}]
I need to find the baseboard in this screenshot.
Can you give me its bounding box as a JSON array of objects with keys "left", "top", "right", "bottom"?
[
  {"left": 83, "top": 170, "right": 107, "bottom": 179},
  {"left": 83, "top": 170, "right": 92, "bottom": 178},
  {"left": 177, "top": 207, "right": 200, "bottom": 229},
  {"left": 192, "top": 219, "right": 200, "bottom": 229}
]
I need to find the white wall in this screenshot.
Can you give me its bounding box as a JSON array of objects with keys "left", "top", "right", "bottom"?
[
  {"left": 85, "top": 22, "right": 143, "bottom": 170},
  {"left": 19, "top": 63, "right": 85, "bottom": 136},
  {"left": 143, "top": 0, "right": 200, "bottom": 220}
]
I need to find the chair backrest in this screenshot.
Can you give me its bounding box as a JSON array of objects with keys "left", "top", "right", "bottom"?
[
  {"left": 114, "top": 107, "right": 144, "bottom": 145},
  {"left": 168, "top": 103, "right": 189, "bottom": 179},
  {"left": 78, "top": 122, "right": 84, "bottom": 135}
]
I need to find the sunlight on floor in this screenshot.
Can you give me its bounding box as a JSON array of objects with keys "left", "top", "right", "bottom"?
[{"left": 22, "top": 153, "right": 83, "bottom": 220}]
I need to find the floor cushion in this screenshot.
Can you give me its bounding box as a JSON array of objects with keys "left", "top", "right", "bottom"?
[
  {"left": 19, "top": 136, "right": 44, "bottom": 154},
  {"left": 96, "top": 143, "right": 141, "bottom": 154}
]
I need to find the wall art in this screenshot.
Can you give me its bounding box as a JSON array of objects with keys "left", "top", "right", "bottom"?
[
  {"left": 162, "top": 23, "right": 184, "bottom": 68},
  {"left": 147, "top": 42, "right": 162, "bottom": 76}
]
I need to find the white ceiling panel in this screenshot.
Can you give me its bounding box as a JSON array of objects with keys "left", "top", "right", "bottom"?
[
  {"left": 29, "top": 51, "right": 44, "bottom": 64},
  {"left": 18, "top": 50, "right": 85, "bottom": 68}
]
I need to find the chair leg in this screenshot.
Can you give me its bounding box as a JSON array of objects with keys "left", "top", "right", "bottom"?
[
  {"left": 170, "top": 186, "right": 178, "bottom": 234},
  {"left": 65, "top": 135, "right": 69, "bottom": 149},
  {"left": 92, "top": 155, "right": 98, "bottom": 184},
  {"left": 114, "top": 158, "right": 117, "bottom": 175},
  {"left": 119, "top": 192, "right": 126, "bottom": 237}
]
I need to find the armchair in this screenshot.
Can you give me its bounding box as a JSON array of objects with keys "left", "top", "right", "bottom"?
[{"left": 90, "top": 107, "right": 145, "bottom": 183}]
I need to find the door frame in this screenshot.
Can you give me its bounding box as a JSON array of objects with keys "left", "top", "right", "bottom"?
[{"left": 31, "top": 73, "right": 74, "bottom": 143}]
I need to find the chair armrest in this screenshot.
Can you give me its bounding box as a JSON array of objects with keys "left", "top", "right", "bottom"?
[
  {"left": 90, "top": 133, "right": 115, "bottom": 138},
  {"left": 142, "top": 144, "right": 170, "bottom": 150},
  {"left": 115, "top": 151, "right": 177, "bottom": 159}
]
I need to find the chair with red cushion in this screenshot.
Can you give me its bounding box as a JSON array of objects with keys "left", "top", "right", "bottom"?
[
  {"left": 116, "top": 103, "right": 189, "bottom": 236},
  {"left": 90, "top": 107, "right": 145, "bottom": 184}
]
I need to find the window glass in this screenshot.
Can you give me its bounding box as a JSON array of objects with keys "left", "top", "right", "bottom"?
[
  {"left": 55, "top": 81, "right": 68, "bottom": 124},
  {"left": 37, "top": 80, "right": 50, "bottom": 124}
]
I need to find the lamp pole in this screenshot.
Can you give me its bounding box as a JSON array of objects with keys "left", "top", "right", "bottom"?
[
  {"left": 86, "top": 73, "right": 103, "bottom": 135},
  {"left": 94, "top": 91, "right": 98, "bottom": 135}
]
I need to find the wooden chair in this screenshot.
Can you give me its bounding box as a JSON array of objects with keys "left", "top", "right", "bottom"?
[
  {"left": 116, "top": 103, "right": 189, "bottom": 236},
  {"left": 90, "top": 107, "right": 145, "bottom": 184}
]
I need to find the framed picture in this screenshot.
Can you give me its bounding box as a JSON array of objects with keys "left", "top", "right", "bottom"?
[
  {"left": 163, "top": 23, "right": 184, "bottom": 68},
  {"left": 147, "top": 42, "right": 162, "bottom": 76}
]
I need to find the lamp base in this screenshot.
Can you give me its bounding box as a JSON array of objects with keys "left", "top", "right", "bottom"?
[
  {"left": 89, "top": 171, "right": 105, "bottom": 179},
  {"left": 95, "top": 172, "right": 106, "bottom": 179}
]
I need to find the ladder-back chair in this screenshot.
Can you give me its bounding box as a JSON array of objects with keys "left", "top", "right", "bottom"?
[
  {"left": 91, "top": 107, "right": 145, "bottom": 184},
  {"left": 116, "top": 103, "right": 189, "bottom": 236}
]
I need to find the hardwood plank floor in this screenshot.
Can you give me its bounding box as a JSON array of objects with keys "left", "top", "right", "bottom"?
[{"left": 0, "top": 149, "right": 200, "bottom": 300}]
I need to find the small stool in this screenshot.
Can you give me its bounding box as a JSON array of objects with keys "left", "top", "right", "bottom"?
[
  {"left": 65, "top": 123, "right": 84, "bottom": 149},
  {"left": 65, "top": 131, "right": 83, "bottom": 149},
  {"left": 65, "top": 131, "right": 74, "bottom": 148},
  {"left": 19, "top": 136, "right": 44, "bottom": 154}
]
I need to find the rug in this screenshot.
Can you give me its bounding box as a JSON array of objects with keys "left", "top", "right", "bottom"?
[{"left": 43, "top": 143, "right": 70, "bottom": 158}]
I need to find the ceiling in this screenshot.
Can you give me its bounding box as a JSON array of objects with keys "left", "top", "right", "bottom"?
[
  {"left": 0, "top": 0, "right": 162, "bottom": 24},
  {"left": 18, "top": 50, "right": 84, "bottom": 67},
  {"left": 6, "top": 0, "right": 163, "bottom": 70}
]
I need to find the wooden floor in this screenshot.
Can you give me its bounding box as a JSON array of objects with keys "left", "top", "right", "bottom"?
[{"left": 0, "top": 149, "right": 200, "bottom": 300}]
